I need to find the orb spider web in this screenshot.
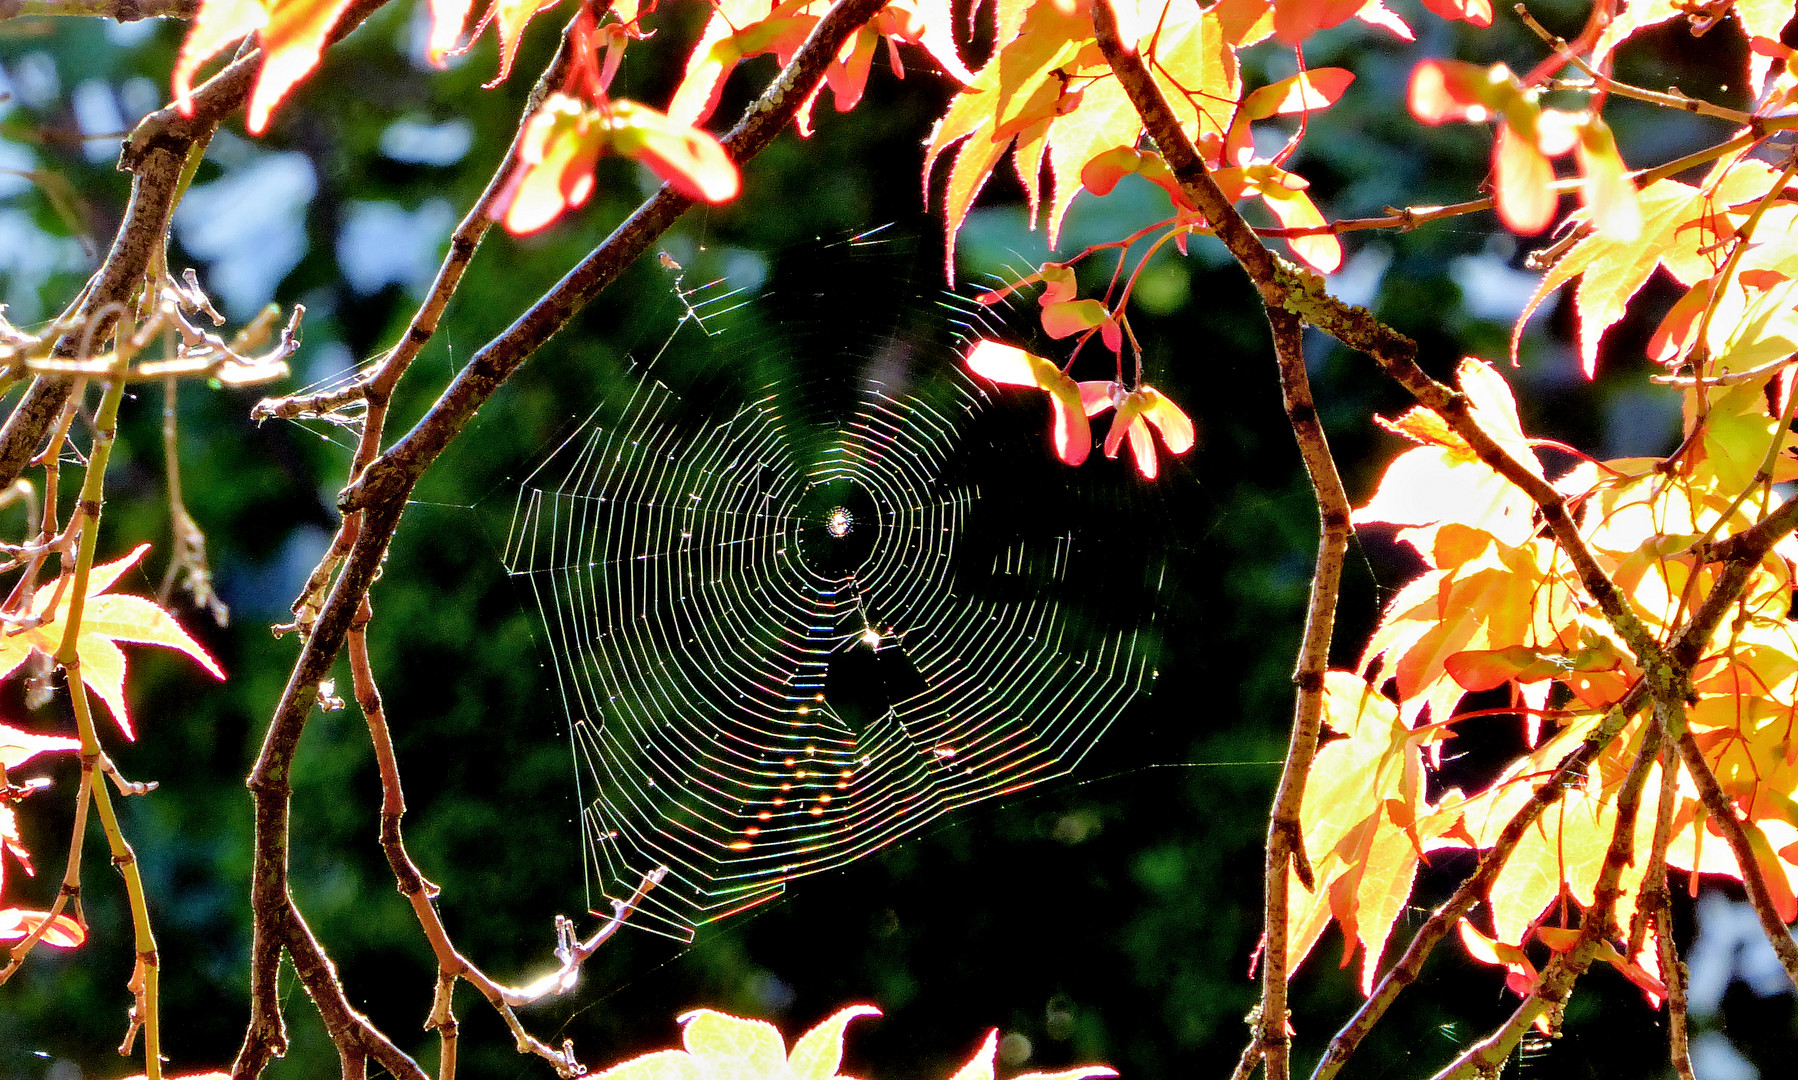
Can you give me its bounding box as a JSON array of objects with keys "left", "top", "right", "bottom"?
[{"left": 502, "top": 230, "right": 1171, "bottom": 940}]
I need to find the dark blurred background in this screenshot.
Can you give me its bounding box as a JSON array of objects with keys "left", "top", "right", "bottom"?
[{"left": 1, "top": 2, "right": 1794, "bottom": 1078}]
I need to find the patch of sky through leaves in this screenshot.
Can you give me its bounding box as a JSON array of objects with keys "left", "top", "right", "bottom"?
[
  {"left": 174, "top": 150, "right": 316, "bottom": 319},
  {"left": 337, "top": 199, "right": 459, "bottom": 295},
  {"left": 70, "top": 79, "right": 125, "bottom": 163},
  {"left": 379, "top": 118, "right": 474, "bottom": 166}
]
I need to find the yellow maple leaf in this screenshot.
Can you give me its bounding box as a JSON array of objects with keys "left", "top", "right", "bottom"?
[
  {"left": 1511, "top": 155, "right": 1785, "bottom": 376},
  {"left": 0, "top": 545, "right": 224, "bottom": 741},
  {"left": 591, "top": 1007, "right": 1112, "bottom": 1080},
  {"left": 1353, "top": 358, "right": 1544, "bottom": 548},
  {"left": 1287, "top": 672, "right": 1449, "bottom": 994}
]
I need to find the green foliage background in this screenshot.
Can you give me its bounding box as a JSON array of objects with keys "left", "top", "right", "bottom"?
[{"left": 0, "top": 3, "right": 1792, "bottom": 1078}]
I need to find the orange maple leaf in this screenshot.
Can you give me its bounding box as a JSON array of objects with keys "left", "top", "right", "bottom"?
[
  {"left": 0, "top": 545, "right": 224, "bottom": 741},
  {"left": 175, "top": 0, "right": 362, "bottom": 134}
]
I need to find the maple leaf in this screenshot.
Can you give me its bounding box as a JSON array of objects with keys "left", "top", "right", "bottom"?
[
  {"left": 670, "top": 0, "right": 973, "bottom": 137},
  {"left": 927, "top": 0, "right": 1248, "bottom": 274},
  {"left": 1269, "top": 0, "right": 1414, "bottom": 43},
  {"left": 1353, "top": 358, "right": 1545, "bottom": 547},
  {"left": 1286, "top": 672, "right": 1449, "bottom": 993},
  {"left": 965, "top": 340, "right": 1092, "bottom": 465},
  {"left": 1736, "top": 0, "right": 1798, "bottom": 94},
  {"left": 0, "top": 545, "right": 224, "bottom": 741},
  {"left": 668, "top": 0, "right": 821, "bottom": 129},
  {"left": 0, "top": 721, "right": 80, "bottom": 770},
  {"left": 1511, "top": 154, "right": 1783, "bottom": 375},
  {"left": 1360, "top": 531, "right": 1561, "bottom": 729},
  {"left": 470, "top": 0, "right": 578, "bottom": 88},
  {"left": 174, "top": 0, "right": 362, "bottom": 134},
  {"left": 587, "top": 1006, "right": 1112, "bottom": 1080},
  {"left": 943, "top": 1030, "right": 1115, "bottom": 1080}
]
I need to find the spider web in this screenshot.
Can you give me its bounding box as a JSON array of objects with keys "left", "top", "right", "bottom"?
[{"left": 502, "top": 231, "right": 1170, "bottom": 940}]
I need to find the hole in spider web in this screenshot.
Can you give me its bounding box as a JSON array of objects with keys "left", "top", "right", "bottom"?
[{"left": 502, "top": 228, "right": 1172, "bottom": 941}]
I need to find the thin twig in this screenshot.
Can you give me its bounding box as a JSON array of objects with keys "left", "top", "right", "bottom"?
[
  {"left": 1427, "top": 720, "right": 1661, "bottom": 1079},
  {"left": 349, "top": 606, "right": 659, "bottom": 1076},
  {"left": 1666, "top": 714, "right": 1798, "bottom": 984},
  {"left": 1514, "top": 4, "right": 1757, "bottom": 125},
  {"left": 236, "top": 3, "right": 894, "bottom": 1076},
  {"left": 1306, "top": 688, "right": 1647, "bottom": 1080}
]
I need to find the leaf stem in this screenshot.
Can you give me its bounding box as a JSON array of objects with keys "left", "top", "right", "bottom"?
[{"left": 48, "top": 375, "right": 165, "bottom": 1080}]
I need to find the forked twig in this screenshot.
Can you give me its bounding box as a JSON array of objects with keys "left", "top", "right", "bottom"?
[
  {"left": 237, "top": 2, "right": 898, "bottom": 1076},
  {"left": 1307, "top": 687, "right": 1647, "bottom": 1080},
  {"left": 1426, "top": 721, "right": 1661, "bottom": 1079},
  {"left": 348, "top": 608, "right": 661, "bottom": 1076}
]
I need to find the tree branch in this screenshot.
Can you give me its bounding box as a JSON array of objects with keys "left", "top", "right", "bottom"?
[
  {"left": 0, "top": 0, "right": 194, "bottom": 20},
  {"left": 1089, "top": 1, "right": 1663, "bottom": 672},
  {"left": 1254, "top": 310, "right": 1353, "bottom": 1080},
  {"left": 0, "top": 0, "right": 393, "bottom": 490},
  {"left": 1308, "top": 686, "right": 1648, "bottom": 1080},
  {"left": 237, "top": 2, "right": 893, "bottom": 1074}
]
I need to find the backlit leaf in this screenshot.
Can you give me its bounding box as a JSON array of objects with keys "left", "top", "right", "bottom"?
[
  {"left": 1511, "top": 156, "right": 1782, "bottom": 373},
  {"left": 0, "top": 546, "right": 223, "bottom": 740},
  {"left": 680, "top": 1010, "right": 790, "bottom": 1080},
  {"left": 1286, "top": 672, "right": 1440, "bottom": 993},
  {"left": 0, "top": 722, "right": 80, "bottom": 770},
  {"left": 1239, "top": 68, "right": 1355, "bottom": 121},
  {"left": 175, "top": 0, "right": 362, "bottom": 134},
  {"left": 0, "top": 907, "right": 84, "bottom": 948},
  {"left": 788, "top": 1006, "right": 880, "bottom": 1080}
]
